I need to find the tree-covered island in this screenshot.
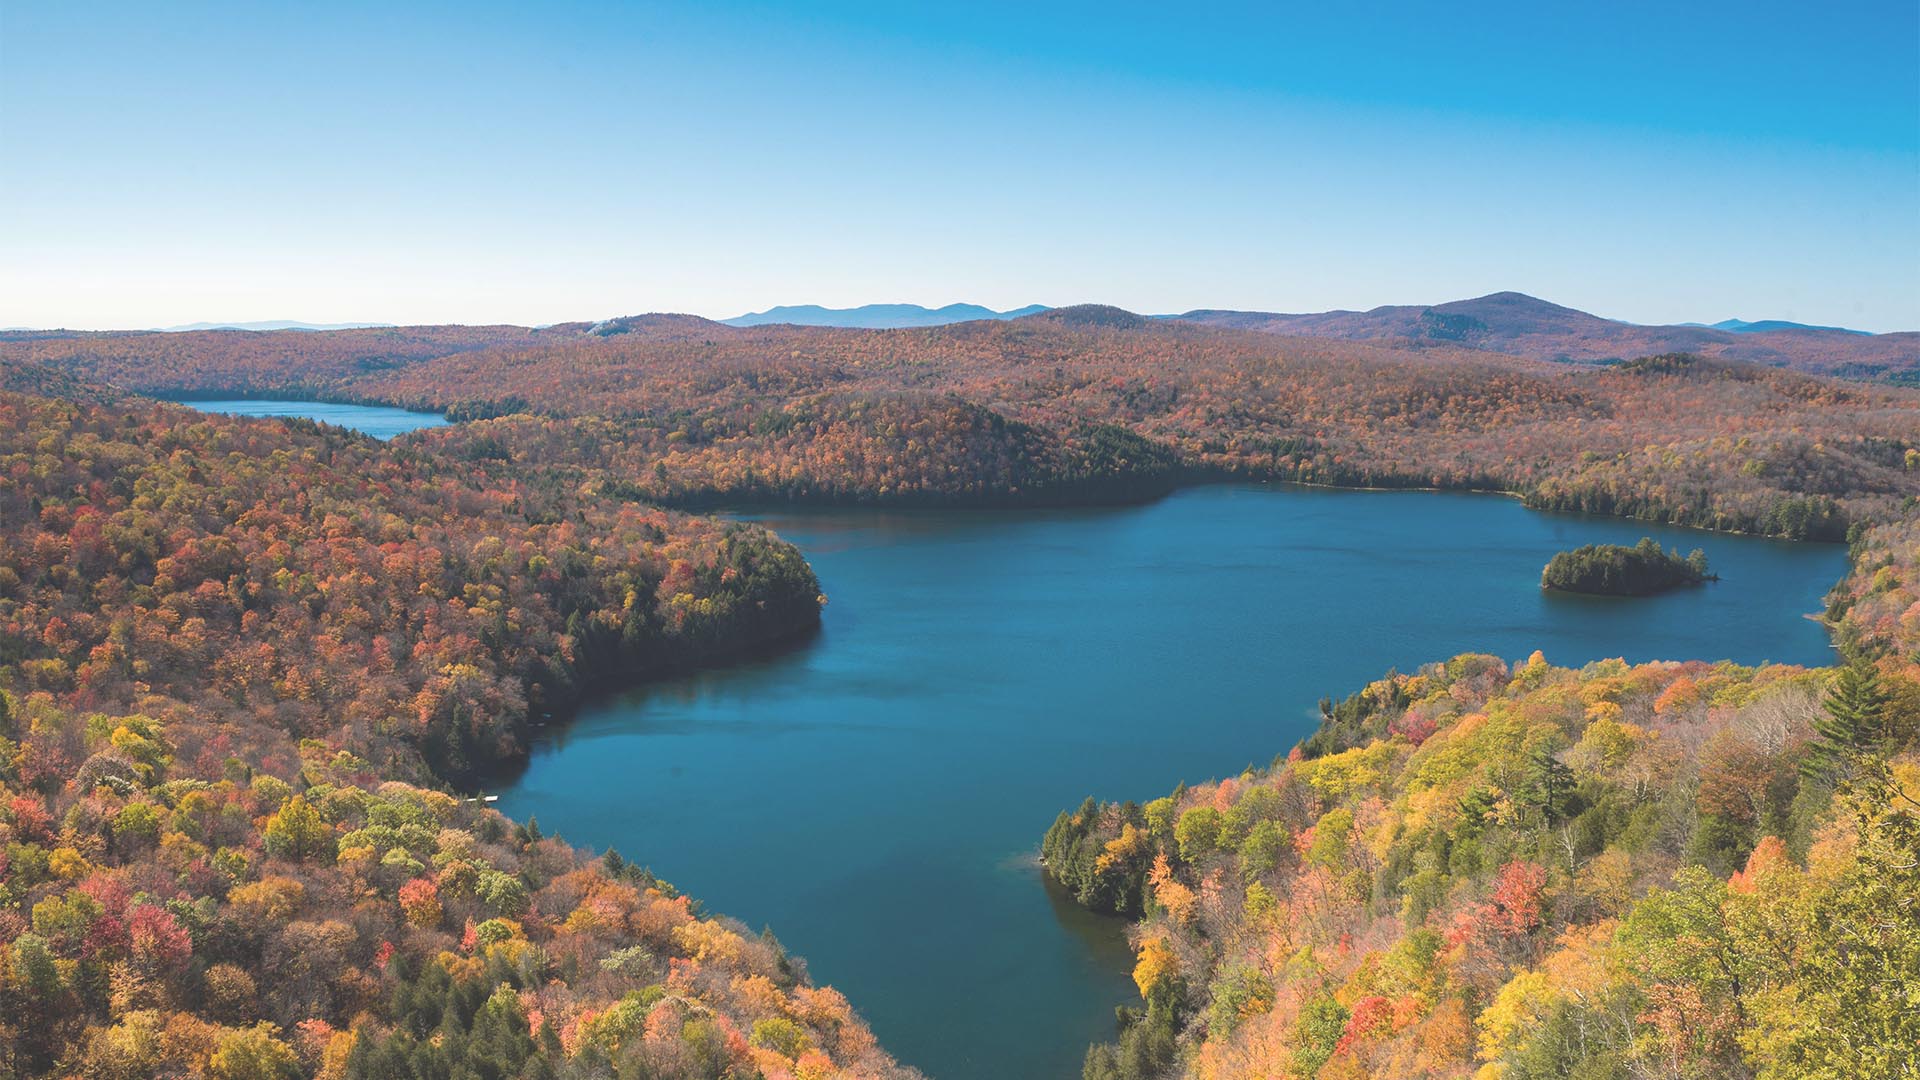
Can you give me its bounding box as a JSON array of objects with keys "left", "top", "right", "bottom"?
[{"left": 1541, "top": 537, "right": 1714, "bottom": 596}]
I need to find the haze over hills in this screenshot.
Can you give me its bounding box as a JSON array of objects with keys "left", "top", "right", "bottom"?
[
  {"left": 723, "top": 302, "right": 1049, "bottom": 328},
  {"left": 5, "top": 291, "right": 1913, "bottom": 384},
  {"left": 15, "top": 299, "right": 1916, "bottom": 542},
  {"left": 1695, "top": 317, "right": 1870, "bottom": 335},
  {"left": 157, "top": 319, "right": 399, "bottom": 332},
  {"left": 1173, "top": 291, "right": 1917, "bottom": 380}
]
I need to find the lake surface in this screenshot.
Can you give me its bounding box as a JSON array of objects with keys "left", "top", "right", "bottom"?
[
  {"left": 498, "top": 484, "right": 1846, "bottom": 1080},
  {"left": 173, "top": 398, "right": 448, "bottom": 439}
]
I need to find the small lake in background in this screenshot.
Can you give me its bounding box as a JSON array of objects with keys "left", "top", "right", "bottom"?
[
  {"left": 171, "top": 398, "right": 448, "bottom": 439},
  {"left": 497, "top": 483, "right": 1849, "bottom": 1080}
]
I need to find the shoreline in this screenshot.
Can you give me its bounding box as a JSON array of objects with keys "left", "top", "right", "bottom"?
[{"left": 157, "top": 393, "right": 1864, "bottom": 544}]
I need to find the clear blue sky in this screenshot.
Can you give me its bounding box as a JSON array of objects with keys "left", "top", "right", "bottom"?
[{"left": 3, "top": 1, "right": 1917, "bottom": 330}]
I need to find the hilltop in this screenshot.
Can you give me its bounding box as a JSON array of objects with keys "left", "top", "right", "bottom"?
[
  {"left": 5, "top": 313, "right": 1916, "bottom": 540},
  {"left": 1696, "top": 318, "right": 1869, "bottom": 335},
  {"left": 723, "top": 302, "right": 1048, "bottom": 329},
  {"left": 1175, "top": 291, "right": 1918, "bottom": 381}
]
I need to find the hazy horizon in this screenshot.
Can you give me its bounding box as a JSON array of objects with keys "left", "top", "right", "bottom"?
[
  {"left": 4, "top": 2, "right": 1917, "bottom": 332},
  {"left": 4, "top": 289, "right": 1917, "bottom": 336}
]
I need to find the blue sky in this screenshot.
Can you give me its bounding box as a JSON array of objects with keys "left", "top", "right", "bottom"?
[{"left": 3, "top": 1, "right": 1917, "bottom": 330}]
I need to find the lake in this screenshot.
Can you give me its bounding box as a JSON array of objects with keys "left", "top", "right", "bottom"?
[
  {"left": 496, "top": 483, "right": 1848, "bottom": 1079},
  {"left": 171, "top": 397, "right": 448, "bottom": 439}
]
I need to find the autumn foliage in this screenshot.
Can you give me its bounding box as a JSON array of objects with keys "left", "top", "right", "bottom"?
[
  {"left": 0, "top": 701, "right": 908, "bottom": 1078},
  {"left": 0, "top": 390, "right": 821, "bottom": 782},
  {"left": 1048, "top": 644, "right": 1920, "bottom": 1080},
  {"left": 4, "top": 311, "right": 1918, "bottom": 1078},
  {"left": 8, "top": 314, "right": 1916, "bottom": 535},
  {"left": 0, "top": 385, "right": 906, "bottom": 1078},
  {"left": 1068, "top": 508, "right": 1920, "bottom": 1078}
]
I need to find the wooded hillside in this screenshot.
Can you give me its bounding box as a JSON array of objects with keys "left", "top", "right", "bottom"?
[
  {"left": 1043, "top": 517, "right": 1920, "bottom": 1080},
  {"left": 12, "top": 315, "right": 1914, "bottom": 538},
  {"left": 0, "top": 387, "right": 906, "bottom": 1079}
]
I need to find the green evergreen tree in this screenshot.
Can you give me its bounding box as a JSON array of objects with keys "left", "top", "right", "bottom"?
[
  {"left": 1459, "top": 786, "right": 1499, "bottom": 832},
  {"left": 1802, "top": 660, "right": 1889, "bottom": 783},
  {"left": 1523, "top": 747, "right": 1575, "bottom": 826}
]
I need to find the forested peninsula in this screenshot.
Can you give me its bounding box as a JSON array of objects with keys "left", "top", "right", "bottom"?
[
  {"left": 0, "top": 384, "right": 907, "bottom": 1079},
  {"left": 1043, "top": 523, "right": 1919, "bottom": 1080}
]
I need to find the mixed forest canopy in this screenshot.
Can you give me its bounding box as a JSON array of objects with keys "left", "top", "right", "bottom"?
[
  {"left": 1044, "top": 515, "right": 1920, "bottom": 1079},
  {"left": 1540, "top": 538, "right": 1713, "bottom": 596},
  {"left": 5, "top": 318, "right": 1918, "bottom": 539},
  {"left": 1, "top": 304, "right": 1917, "bottom": 1079},
  {"left": 0, "top": 383, "right": 909, "bottom": 1079}
]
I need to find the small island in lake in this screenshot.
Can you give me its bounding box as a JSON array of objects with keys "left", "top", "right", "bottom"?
[{"left": 1541, "top": 536, "right": 1715, "bottom": 596}]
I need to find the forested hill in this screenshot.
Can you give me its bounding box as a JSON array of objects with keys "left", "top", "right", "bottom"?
[
  {"left": 0, "top": 385, "right": 911, "bottom": 1079},
  {"left": 1043, "top": 513, "right": 1920, "bottom": 1079},
  {"left": 1173, "top": 291, "right": 1920, "bottom": 382},
  {"left": 722, "top": 302, "right": 1049, "bottom": 328},
  {"left": 0, "top": 325, "right": 562, "bottom": 397},
  {"left": 0, "top": 390, "right": 823, "bottom": 782},
  {"left": 12, "top": 315, "right": 1917, "bottom": 539}
]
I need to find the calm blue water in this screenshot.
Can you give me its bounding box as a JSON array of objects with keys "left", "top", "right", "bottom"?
[
  {"left": 496, "top": 484, "right": 1847, "bottom": 1080},
  {"left": 175, "top": 398, "right": 448, "bottom": 439}
]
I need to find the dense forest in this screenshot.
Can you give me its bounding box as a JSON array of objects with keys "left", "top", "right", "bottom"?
[
  {"left": 0, "top": 391, "right": 823, "bottom": 782},
  {"left": 1826, "top": 517, "right": 1920, "bottom": 662},
  {"left": 0, "top": 711, "right": 907, "bottom": 1080},
  {"left": 1540, "top": 539, "right": 1712, "bottom": 596},
  {"left": 5, "top": 317, "right": 1915, "bottom": 537},
  {"left": 0, "top": 384, "right": 909, "bottom": 1078},
  {"left": 1043, "top": 518, "right": 1920, "bottom": 1080},
  {"left": 4, "top": 314, "right": 1918, "bottom": 1078},
  {"left": 0, "top": 326, "right": 558, "bottom": 399}
]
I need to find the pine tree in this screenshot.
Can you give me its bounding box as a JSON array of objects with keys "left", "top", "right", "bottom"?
[
  {"left": 1523, "top": 747, "right": 1575, "bottom": 826},
  {"left": 1460, "top": 787, "right": 1499, "bottom": 831},
  {"left": 1802, "top": 660, "right": 1889, "bottom": 782}
]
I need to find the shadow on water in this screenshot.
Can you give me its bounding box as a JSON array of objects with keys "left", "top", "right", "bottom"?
[
  {"left": 1037, "top": 863, "right": 1138, "bottom": 979},
  {"left": 468, "top": 620, "right": 828, "bottom": 793}
]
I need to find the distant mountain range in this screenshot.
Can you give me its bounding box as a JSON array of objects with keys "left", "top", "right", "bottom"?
[
  {"left": 1172, "top": 292, "right": 1915, "bottom": 380},
  {"left": 8, "top": 295, "right": 1912, "bottom": 383},
  {"left": 1687, "top": 318, "right": 1869, "bottom": 335},
  {"left": 723, "top": 302, "right": 1048, "bottom": 329},
  {"left": 157, "top": 320, "right": 398, "bottom": 332}
]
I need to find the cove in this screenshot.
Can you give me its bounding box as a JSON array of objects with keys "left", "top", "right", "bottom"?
[
  {"left": 170, "top": 398, "right": 448, "bottom": 439},
  {"left": 495, "top": 484, "right": 1845, "bottom": 1079}
]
